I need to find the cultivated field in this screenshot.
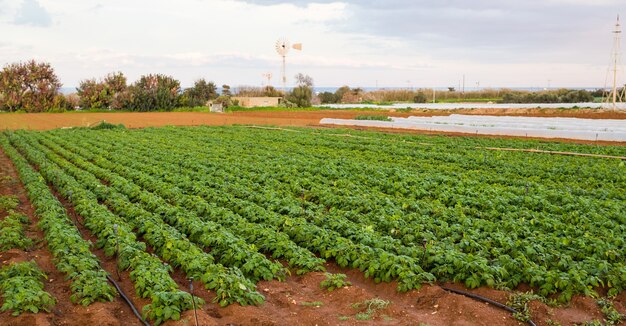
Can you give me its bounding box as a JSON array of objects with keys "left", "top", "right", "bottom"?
[{"left": 1, "top": 124, "right": 625, "bottom": 325}]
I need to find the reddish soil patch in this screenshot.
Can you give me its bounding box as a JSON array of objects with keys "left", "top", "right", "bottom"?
[
  {"left": 0, "top": 108, "right": 624, "bottom": 131},
  {"left": 1, "top": 108, "right": 624, "bottom": 145}
]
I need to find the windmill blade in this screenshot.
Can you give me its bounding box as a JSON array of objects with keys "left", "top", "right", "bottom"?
[{"left": 292, "top": 43, "right": 302, "bottom": 51}]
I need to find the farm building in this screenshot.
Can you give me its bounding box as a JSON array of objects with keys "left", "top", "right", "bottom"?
[{"left": 232, "top": 96, "right": 282, "bottom": 108}]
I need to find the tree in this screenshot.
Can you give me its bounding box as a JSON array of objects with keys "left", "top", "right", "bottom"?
[
  {"left": 294, "top": 73, "right": 313, "bottom": 87},
  {"left": 333, "top": 86, "right": 351, "bottom": 103},
  {"left": 124, "top": 74, "right": 181, "bottom": 111},
  {"left": 221, "top": 84, "right": 231, "bottom": 96},
  {"left": 413, "top": 92, "right": 427, "bottom": 103},
  {"left": 182, "top": 79, "right": 218, "bottom": 107},
  {"left": 318, "top": 91, "right": 339, "bottom": 104},
  {"left": 76, "top": 72, "right": 127, "bottom": 110},
  {"left": 0, "top": 60, "right": 61, "bottom": 112},
  {"left": 287, "top": 73, "right": 314, "bottom": 107}
]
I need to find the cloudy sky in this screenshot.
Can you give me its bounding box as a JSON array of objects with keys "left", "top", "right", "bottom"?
[{"left": 0, "top": 0, "right": 623, "bottom": 88}]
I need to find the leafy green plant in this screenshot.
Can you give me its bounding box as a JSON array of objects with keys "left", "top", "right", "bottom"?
[
  {"left": 320, "top": 273, "right": 351, "bottom": 291},
  {"left": 143, "top": 291, "right": 204, "bottom": 326},
  {"left": 507, "top": 291, "right": 546, "bottom": 322},
  {"left": 350, "top": 298, "right": 391, "bottom": 321},
  {"left": 90, "top": 121, "right": 126, "bottom": 130},
  {"left": 0, "top": 195, "right": 19, "bottom": 211},
  {"left": 597, "top": 299, "right": 624, "bottom": 326},
  {"left": 354, "top": 115, "right": 392, "bottom": 121},
  {"left": 0, "top": 261, "right": 56, "bottom": 315},
  {"left": 0, "top": 211, "right": 33, "bottom": 251}
]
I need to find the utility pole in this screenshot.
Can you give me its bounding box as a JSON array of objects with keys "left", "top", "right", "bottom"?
[
  {"left": 605, "top": 15, "right": 625, "bottom": 110},
  {"left": 462, "top": 74, "right": 465, "bottom": 94}
]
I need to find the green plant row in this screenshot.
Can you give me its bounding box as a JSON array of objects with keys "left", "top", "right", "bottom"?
[
  {"left": 43, "top": 132, "right": 325, "bottom": 275},
  {"left": 354, "top": 115, "right": 392, "bottom": 121},
  {"left": 47, "top": 125, "right": 626, "bottom": 301},
  {"left": 35, "top": 133, "right": 286, "bottom": 283},
  {"left": 0, "top": 261, "right": 56, "bottom": 315},
  {"left": 0, "top": 135, "right": 115, "bottom": 305},
  {"left": 11, "top": 131, "right": 264, "bottom": 308},
  {"left": 53, "top": 128, "right": 434, "bottom": 291},
  {"left": 4, "top": 133, "right": 196, "bottom": 325},
  {"left": 0, "top": 211, "right": 33, "bottom": 251}
]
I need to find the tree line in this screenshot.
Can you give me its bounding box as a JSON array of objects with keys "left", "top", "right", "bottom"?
[
  {"left": 318, "top": 86, "right": 606, "bottom": 105},
  {"left": 0, "top": 60, "right": 314, "bottom": 112}
]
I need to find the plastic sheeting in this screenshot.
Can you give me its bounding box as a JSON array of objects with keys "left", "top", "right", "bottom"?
[
  {"left": 317, "top": 102, "right": 626, "bottom": 110},
  {"left": 320, "top": 115, "right": 626, "bottom": 141}
]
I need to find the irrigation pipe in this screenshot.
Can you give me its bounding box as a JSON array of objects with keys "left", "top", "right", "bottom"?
[
  {"left": 440, "top": 286, "right": 537, "bottom": 326},
  {"left": 106, "top": 274, "right": 150, "bottom": 326}
]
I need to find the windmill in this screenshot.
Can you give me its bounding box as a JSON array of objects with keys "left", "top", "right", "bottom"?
[{"left": 275, "top": 37, "right": 302, "bottom": 91}]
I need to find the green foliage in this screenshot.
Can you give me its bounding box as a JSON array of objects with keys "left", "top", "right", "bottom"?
[
  {"left": 0, "top": 211, "right": 33, "bottom": 251},
  {"left": 354, "top": 115, "right": 392, "bottom": 122},
  {"left": 507, "top": 291, "right": 546, "bottom": 322},
  {"left": 90, "top": 121, "right": 126, "bottom": 130},
  {"left": 0, "top": 261, "right": 56, "bottom": 315},
  {"left": 501, "top": 89, "right": 594, "bottom": 104},
  {"left": 350, "top": 298, "right": 391, "bottom": 321},
  {"left": 287, "top": 85, "right": 313, "bottom": 108},
  {"left": 143, "top": 291, "right": 204, "bottom": 326},
  {"left": 181, "top": 79, "right": 217, "bottom": 107},
  {"left": 3, "top": 122, "right": 626, "bottom": 320},
  {"left": 76, "top": 72, "right": 127, "bottom": 110},
  {"left": 214, "top": 95, "right": 233, "bottom": 108},
  {"left": 0, "top": 195, "right": 19, "bottom": 211},
  {"left": 596, "top": 299, "right": 624, "bottom": 326},
  {"left": 0, "top": 135, "right": 116, "bottom": 306},
  {"left": 0, "top": 60, "right": 62, "bottom": 112},
  {"left": 318, "top": 91, "right": 340, "bottom": 104},
  {"left": 320, "top": 273, "right": 351, "bottom": 291},
  {"left": 413, "top": 92, "right": 428, "bottom": 103},
  {"left": 123, "top": 74, "right": 181, "bottom": 112},
  {"left": 300, "top": 301, "right": 323, "bottom": 307}
]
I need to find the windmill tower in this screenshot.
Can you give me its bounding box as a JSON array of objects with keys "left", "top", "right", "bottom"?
[
  {"left": 275, "top": 38, "right": 302, "bottom": 91},
  {"left": 604, "top": 15, "right": 626, "bottom": 110}
]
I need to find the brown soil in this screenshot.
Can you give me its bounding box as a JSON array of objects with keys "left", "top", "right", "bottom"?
[
  {"left": 1, "top": 108, "right": 624, "bottom": 146},
  {"left": 0, "top": 108, "right": 624, "bottom": 131},
  {"left": 2, "top": 111, "right": 626, "bottom": 325}
]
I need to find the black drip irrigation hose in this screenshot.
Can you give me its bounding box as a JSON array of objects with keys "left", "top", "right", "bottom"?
[
  {"left": 107, "top": 274, "right": 150, "bottom": 326},
  {"left": 440, "top": 286, "right": 537, "bottom": 326}
]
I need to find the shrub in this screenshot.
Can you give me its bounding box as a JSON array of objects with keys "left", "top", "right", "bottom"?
[
  {"left": 181, "top": 79, "right": 218, "bottom": 107},
  {"left": 124, "top": 74, "right": 181, "bottom": 112},
  {"left": 0, "top": 60, "right": 61, "bottom": 112},
  {"left": 76, "top": 72, "right": 127, "bottom": 110},
  {"left": 320, "top": 273, "right": 351, "bottom": 291}
]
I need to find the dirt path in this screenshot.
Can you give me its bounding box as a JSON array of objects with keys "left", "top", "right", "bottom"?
[{"left": 1, "top": 108, "right": 625, "bottom": 131}]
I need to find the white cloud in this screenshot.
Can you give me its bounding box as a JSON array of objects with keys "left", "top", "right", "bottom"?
[
  {"left": 0, "top": 0, "right": 621, "bottom": 88},
  {"left": 14, "top": 0, "right": 52, "bottom": 27}
]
